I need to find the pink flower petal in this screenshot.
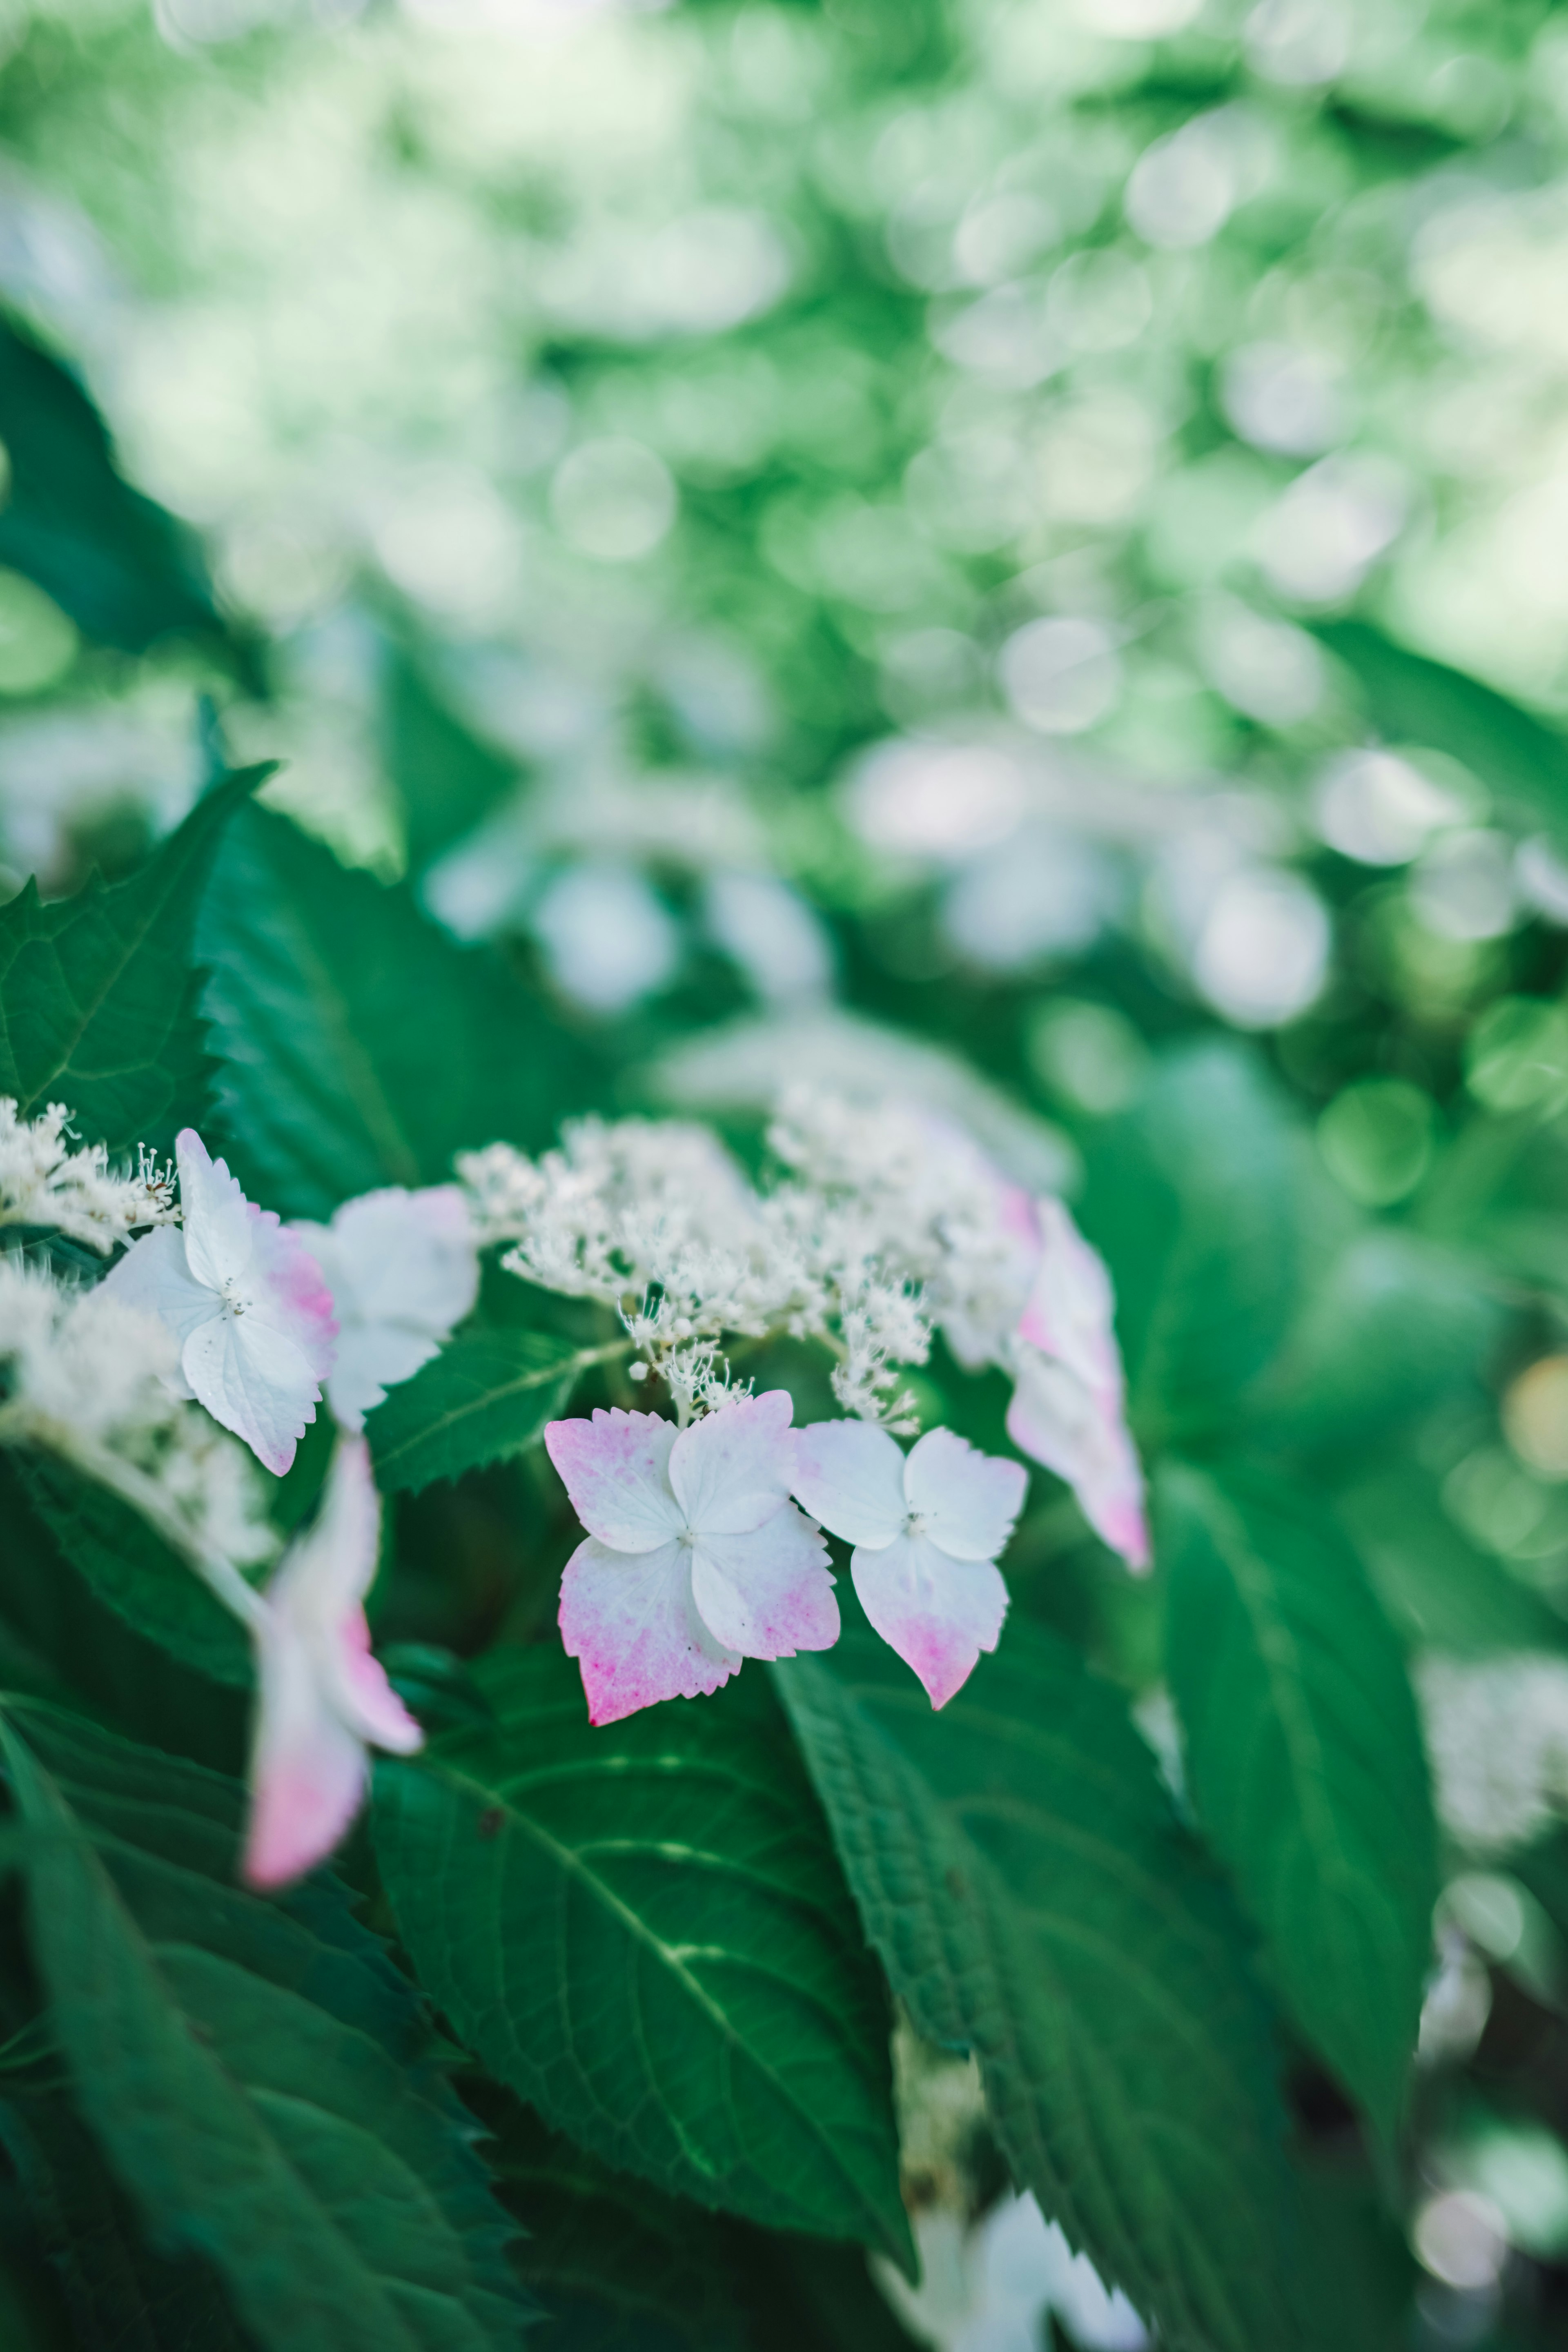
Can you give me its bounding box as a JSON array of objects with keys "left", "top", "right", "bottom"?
[
  {"left": 182, "top": 1311, "right": 323, "bottom": 1478},
  {"left": 336, "top": 1611, "right": 424, "bottom": 1753},
  {"left": 100, "top": 1225, "right": 212, "bottom": 1360},
  {"left": 851, "top": 1531, "right": 1008, "bottom": 1709},
  {"left": 176, "top": 1129, "right": 256, "bottom": 1293},
  {"left": 1017, "top": 1198, "right": 1125, "bottom": 1402},
  {"left": 668, "top": 1389, "right": 795, "bottom": 1536},
  {"left": 559, "top": 1535, "right": 740, "bottom": 1725},
  {"left": 544, "top": 1408, "right": 684, "bottom": 1552},
  {"left": 243, "top": 1641, "right": 368, "bottom": 1891},
  {"left": 789, "top": 1419, "right": 906, "bottom": 1550},
  {"left": 1006, "top": 1352, "right": 1150, "bottom": 1572},
  {"left": 688, "top": 1505, "right": 839, "bottom": 1659},
  {"left": 903, "top": 1427, "right": 1026, "bottom": 1564},
  {"left": 250, "top": 1215, "right": 337, "bottom": 1383}
]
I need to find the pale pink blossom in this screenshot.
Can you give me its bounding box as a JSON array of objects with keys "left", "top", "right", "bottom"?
[
  {"left": 102, "top": 1129, "right": 336, "bottom": 1476},
  {"left": 791, "top": 1421, "right": 1026, "bottom": 1708},
  {"left": 243, "top": 1433, "right": 422, "bottom": 1889},
  {"left": 545, "top": 1390, "right": 838, "bottom": 1726},
  {"left": 292, "top": 1185, "right": 479, "bottom": 1432},
  {"left": 1006, "top": 1198, "right": 1149, "bottom": 1571}
]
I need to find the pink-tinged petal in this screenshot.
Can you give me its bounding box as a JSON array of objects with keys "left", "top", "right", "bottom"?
[
  {"left": 336, "top": 1611, "right": 425, "bottom": 1753},
  {"left": 545, "top": 1409, "right": 683, "bottom": 1552},
  {"left": 183, "top": 1312, "right": 321, "bottom": 1477},
  {"left": 559, "top": 1535, "right": 740, "bottom": 1725},
  {"left": 303, "top": 1187, "right": 479, "bottom": 1429},
  {"left": 1018, "top": 1198, "right": 1125, "bottom": 1402},
  {"left": 851, "top": 1531, "right": 1008, "bottom": 1709},
  {"left": 904, "top": 1427, "right": 1027, "bottom": 1564},
  {"left": 242, "top": 1619, "right": 368, "bottom": 1889},
  {"left": 789, "top": 1418, "right": 906, "bottom": 1550},
  {"left": 249, "top": 1216, "right": 337, "bottom": 1382},
  {"left": 176, "top": 1129, "right": 256, "bottom": 1292},
  {"left": 1006, "top": 1353, "right": 1150, "bottom": 1573},
  {"left": 272, "top": 1430, "right": 381, "bottom": 1619},
  {"left": 100, "top": 1225, "right": 214, "bottom": 1351},
  {"left": 688, "top": 1505, "right": 839, "bottom": 1659},
  {"left": 668, "top": 1389, "right": 795, "bottom": 1537}
]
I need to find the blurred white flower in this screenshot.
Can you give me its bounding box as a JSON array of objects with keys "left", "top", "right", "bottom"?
[
  {"left": 1190, "top": 866, "right": 1330, "bottom": 1028},
  {"left": 880, "top": 2192, "right": 1148, "bottom": 2352},
  {"left": 999, "top": 617, "right": 1121, "bottom": 736},
  {"left": 703, "top": 871, "right": 834, "bottom": 1003},
  {"left": 0, "top": 1101, "right": 177, "bottom": 1254},
  {"left": 942, "top": 830, "right": 1116, "bottom": 973},
  {"left": 1198, "top": 595, "right": 1324, "bottom": 726},
  {"left": 1417, "top": 1651, "right": 1568, "bottom": 1853},
  {"left": 845, "top": 739, "right": 1027, "bottom": 862},
  {"left": 1125, "top": 108, "right": 1273, "bottom": 252},
  {"left": 1411, "top": 829, "right": 1518, "bottom": 942},
  {"left": 532, "top": 860, "right": 681, "bottom": 1012},
  {"left": 1221, "top": 341, "right": 1347, "bottom": 457},
  {"left": 1313, "top": 749, "right": 1466, "bottom": 866},
  {"left": 1243, "top": 0, "right": 1352, "bottom": 87},
  {"left": 1253, "top": 453, "right": 1410, "bottom": 607},
  {"left": 550, "top": 437, "right": 677, "bottom": 562}
]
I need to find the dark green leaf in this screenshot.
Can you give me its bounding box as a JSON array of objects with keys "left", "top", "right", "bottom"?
[
  {"left": 383, "top": 649, "right": 517, "bottom": 877},
  {"left": 0, "top": 1701, "right": 532, "bottom": 2352},
  {"left": 0, "top": 313, "right": 253, "bottom": 678},
  {"left": 1339, "top": 1463, "right": 1568, "bottom": 1656},
  {"left": 1158, "top": 1461, "right": 1439, "bottom": 2140},
  {"left": 373, "top": 1646, "right": 911, "bottom": 2267},
  {"left": 368, "top": 1326, "right": 609, "bottom": 1494},
  {"left": 198, "top": 803, "right": 599, "bottom": 1219},
  {"left": 0, "top": 2096, "right": 252, "bottom": 2352},
  {"left": 1317, "top": 619, "right": 1568, "bottom": 844},
  {"left": 774, "top": 1619, "right": 1303, "bottom": 2352},
  {"left": 0, "top": 765, "right": 269, "bottom": 1158},
  {"left": 1079, "top": 1044, "right": 1304, "bottom": 1446},
  {"left": 16, "top": 1455, "right": 252, "bottom": 1687}
]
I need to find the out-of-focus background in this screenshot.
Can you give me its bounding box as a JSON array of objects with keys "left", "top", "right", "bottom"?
[{"left": 9, "top": 2, "right": 1568, "bottom": 2345}]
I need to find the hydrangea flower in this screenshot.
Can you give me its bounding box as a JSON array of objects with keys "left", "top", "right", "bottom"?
[
  {"left": 791, "top": 1422, "right": 1026, "bottom": 1707},
  {"left": 1006, "top": 1198, "right": 1149, "bottom": 1571},
  {"left": 545, "top": 1389, "right": 838, "bottom": 1726},
  {"left": 243, "top": 1432, "right": 423, "bottom": 1889},
  {"left": 291, "top": 1185, "right": 479, "bottom": 1432},
  {"left": 103, "top": 1129, "right": 336, "bottom": 1475}
]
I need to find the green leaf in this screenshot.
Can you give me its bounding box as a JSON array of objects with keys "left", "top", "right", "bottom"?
[
  {"left": 198, "top": 802, "right": 599, "bottom": 1219},
  {"left": 373, "top": 1646, "right": 912, "bottom": 2268},
  {"left": 0, "top": 1701, "right": 532, "bottom": 2352},
  {"left": 367, "top": 1326, "right": 612, "bottom": 1494},
  {"left": 1158, "top": 1461, "right": 1439, "bottom": 2140},
  {"left": 0, "top": 2095, "right": 250, "bottom": 2352},
  {"left": 0, "top": 765, "right": 270, "bottom": 1158},
  {"left": 1317, "top": 619, "right": 1568, "bottom": 844},
  {"left": 1080, "top": 1044, "right": 1304, "bottom": 1446},
  {"left": 383, "top": 648, "right": 517, "bottom": 877},
  {"left": 0, "top": 313, "right": 253, "bottom": 679},
  {"left": 16, "top": 1455, "right": 252, "bottom": 1687},
  {"left": 1340, "top": 1462, "right": 1568, "bottom": 1656},
  {"left": 1243, "top": 1232, "right": 1495, "bottom": 1468},
  {"left": 773, "top": 1619, "right": 1303, "bottom": 2352}
]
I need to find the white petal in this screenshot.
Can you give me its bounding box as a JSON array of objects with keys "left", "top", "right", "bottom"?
[
  {"left": 852, "top": 1531, "right": 1008, "bottom": 1709},
  {"left": 1018, "top": 1198, "right": 1125, "bottom": 1401},
  {"left": 559, "top": 1535, "right": 740, "bottom": 1724},
  {"left": 544, "top": 1408, "right": 684, "bottom": 1551},
  {"left": 904, "top": 1427, "right": 1027, "bottom": 1563},
  {"left": 1006, "top": 1352, "right": 1149, "bottom": 1572},
  {"left": 789, "top": 1419, "right": 906, "bottom": 1550},
  {"left": 688, "top": 1505, "right": 839, "bottom": 1660},
  {"left": 100, "top": 1225, "right": 214, "bottom": 1347},
  {"left": 176, "top": 1129, "right": 256, "bottom": 1292},
  {"left": 302, "top": 1187, "right": 479, "bottom": 1430},
  {"left": 182, "top": 1310, "right": 322, "bottom": 1477},
  {"left": 325, "top": 1323, "right": 443, "bottom": 1433},
  {"left": 270, "top": 1430, "right": 382, "bottom": 1626},
  {"left": 669, "top": 1389, "right": 795, "bottom": 1537}
]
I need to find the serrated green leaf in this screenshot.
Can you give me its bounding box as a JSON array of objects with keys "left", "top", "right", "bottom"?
[
  {"left": 1317, "top": 619, "right": 1568, "bottom": 844},
  {"left": 0, "top": 314, "right": 252, "bottom": 679},
  {"left": 367, "top": 1326, "right": 614, "bottom": 1494},
  {"left": 16, "top": 1455, "right": 252, "bottom": 1687},
  {"left": 773, "top": 1618, "right": 1303, "bottom": 2352},
  {"left": 1079, "top": 1044, "right": 1304, "bottom": 1446},
  {"left": 0, "top": 1701, "right": 532, "bottom": 2352},
  {"left": 373, "top": 1646, "right": 912, "bottom": 2268},
  {"left": 197, "top": 803, "right": 599, "bottom": 1219},
  {"left": 0, "top": 2096, "right": 249, "bottom": 2352},
  {"left": 0, "top": 765, "right": 270, "bottom": 1158},
  {"left": 1158, "top": 1461, "right": 1439, "bottom": 2140}
]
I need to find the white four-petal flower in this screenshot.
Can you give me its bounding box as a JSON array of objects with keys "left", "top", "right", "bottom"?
[
  {"left": 790, "top": 1421, "right": 1026, "bottom": 1708},
  {"left": 102, "top": 1129, "right": 336, "bottom": 1476},
  {"left": 291, "top": 1184, "right": 479, "bottom": 1432},
  {"left": 545, "top": 1390, "right": 839, "bottom": 1725},
  {"left": 243, "top": 1432, "right": 424, "bottom": 1889}
]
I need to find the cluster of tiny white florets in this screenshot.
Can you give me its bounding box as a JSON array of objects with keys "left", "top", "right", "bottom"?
[
  {"left": 459, "top": 1090, "right": 1036, "bottom": 1430},
  {"left": 1416, "top": 1650, "right": 1568, "bottom": 1855},
  {"left": 0, "top": 1099, "right": 178, "bottom": 1253},
  {"left": 0, "top": 1257, "right": 276, "bottom": 1570}
]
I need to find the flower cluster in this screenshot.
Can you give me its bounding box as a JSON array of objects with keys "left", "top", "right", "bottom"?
[
  {"left": 463, "top": 1091, "right": 1148, "bottom": 1567},
  {"left": 1417, "top": 1651, "right": 1568, "bottom": 1855},
  {"left": 0, "top": 1098, "right": 177, "bottom": 1252}
]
